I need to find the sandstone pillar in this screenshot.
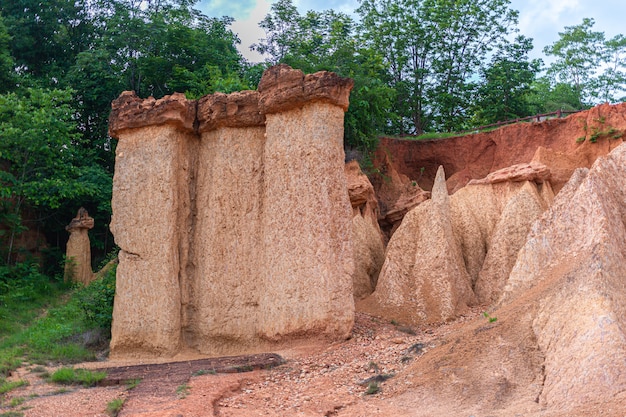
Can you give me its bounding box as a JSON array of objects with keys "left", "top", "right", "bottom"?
[
  {"left": 108, "top": 66, "right": 358, "bottom": 358},
  {"left": 257, "top": 65, "right": 355, "bottom": 339},
  {"left": 188, "top": 92, "right": 266, "bottom": 354},
  {"left": 64, "top": 207, "right": 94, "bottom": 285},
  {"left": 108, "top": 92, "right": 196, "bottom": 358}
]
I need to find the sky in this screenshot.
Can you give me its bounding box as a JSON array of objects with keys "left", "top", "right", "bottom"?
[{"left": 197, "top": 0, "right": 625, "bottom": 64}]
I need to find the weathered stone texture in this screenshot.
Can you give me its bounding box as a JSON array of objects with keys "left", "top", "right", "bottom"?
[
  {"left": 499, "top": 143, "right": 626, "bottom": 410},
  {"left": 468, "top": 162, "right": 551, "bottom": 185},
  {"left": 258, "top": 64, "right": 354, "bottom": 114},
  {"left": 261, "top": 102, "right": 354, "bottom": 340},
  {"left": 360, "top": 167, "right": 475, "bottom": 324},
  {"left": 110, "top": 125, "right": 193, "bottom": 357},
  {"left": 362, "top": 162, "right": 554, "bottom": 324},
  {"left": 109, "top": 65, "right": 355, "bottom": 358},
  {"left": 109, "top": 91, "right": 196, "bottom": 135},
  {"left": 345, "top": 161, "right": 385, "bottom": 300},
  {"left": 197, "top": 91, "right": 264, "bottom": 131},
  {"left": 189, "top": 125, "right": 266, "bottom": 354}
]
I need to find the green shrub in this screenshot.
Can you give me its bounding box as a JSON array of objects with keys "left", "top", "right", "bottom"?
[
  {"left": 74, "top": 264, "right": 116, "bottom": 331},
  {"left": 365, "top": 381, "right": 380, "bottom": 395},
  {"left": 0, "top": 261, "right": 51, "bottom": 304}
]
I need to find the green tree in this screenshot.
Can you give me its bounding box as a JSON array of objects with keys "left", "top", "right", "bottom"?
[
  {"left": 0, "top": 0, "right": 94, "bottom": 80},
  {"left": 0, "top": 88, "right": 110, "bottom": 265},
  {"left": 593, "top": 34, "right": 626, "bottom": 103},
  {"left": 253, "top": 0, "right": 395, "bottom": 151},
  {"left": 527, "top": 77, "right": 583, "bottom": 113},
  {"left": 357, "top": 0, "right": 519, "bottom": 134},
  {"left": 0, "top": 15, "right": 15, "bottom": 93},
  {"left": 472, "top": 36, "right": 540, "bottom": 125},
  {"left": 543, "top": 18, "right": 605, "bottom": 108}
]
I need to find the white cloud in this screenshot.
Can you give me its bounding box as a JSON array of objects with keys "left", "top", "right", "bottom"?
[{"left": 230, "top": 0, "right": 272, "bottom": 62}]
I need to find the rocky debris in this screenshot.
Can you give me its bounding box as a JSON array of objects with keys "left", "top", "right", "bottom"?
[
  {"left": 345, "top": 161, "right": 385, "bottom": 300},
  {"left": 99, "top": 354, "right": 284, "bottom": 395},
  {"left": 109, "top": 65, "right": 355, "bottom": 359},
  {"left": 468, "top": 161, "right": 551, "bottom": 185},
  {"left": 63, "top": 207, "right": 95, "bottom": 285},
  {"left": 359, "top": 167, "right": 475, "bottom": 325},
  {"left": 210, "top": 311, "right": 475, "bottom": 417},
  {"left": 373, "top": 142, "right": 626, "bottom": 417}
]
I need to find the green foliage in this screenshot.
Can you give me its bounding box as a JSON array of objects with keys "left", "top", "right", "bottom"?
[
  {"left": 125, "top": 379, "right": 141, "bottom": 390},
  {"left": 0, "top": 16, "right": 15, "bottom": 93},
  {"left": 0, "top": 411, "right": 23, "bottom": 417},
  {"left": 365, "top": 381, "right": 380, "bottom": 395},
  {"left": 74, "top": 264, "right": 117, "bottom": 332},
  {"left": 528, "top": 78, "right": 584, "bottom": 113},
  {"left": 472, "top": 36, "right": 541, "bottom": 125},
  {"left": 0, "top": 261, "right": 52, "bottom": 305},
  {"left": 482, "top": 312, "right": 498, "bottom": 323},
  {"left": 176, "top": 383, "right": 190, "bottom": 399},
  {"left": 106, "top": 398, "right": 125, "bottom": 417},
  {"left": 0, "top": 378, "right": 27, "bottom": 394},
  {"left": 543, "top": 18, "right": 626, "bottom": 107},
  {"left": 357, "top": 0, "right": 520, "bottom": 134},
  {"left": 7, "top": 396, "right": 25, "bottom": 407},
  {"left": 192, "top": 369, "right": 216, "bottom": 376},
  {"left": 48, "top": 367, "right": 106, "bottom": 387},
  {"left": 0, "top": 88, "right": 112, "bottom": 265}
]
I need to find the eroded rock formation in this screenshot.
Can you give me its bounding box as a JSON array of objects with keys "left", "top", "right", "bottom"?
[
  {"left": 345, "top": 161, "right": 385, "bottom": 300},
  {"left": 390, "top": 142, "right": 626, "bottom": 416},
  {"left": 109, "top": 65, "right": 355, "bottom": 358},
  {"left": 64, "top": 207, "right": 94, "bottom": 285},
  {"left": 373, "top": 103, "right": 626, "bottom": 224},
  {"left": 360, "top": 161, "right": 554, "bottom": 324}
]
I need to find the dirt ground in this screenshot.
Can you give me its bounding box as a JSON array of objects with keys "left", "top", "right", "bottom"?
[{"left": 2, "top": 310, "right": 625, "bottom": 417}]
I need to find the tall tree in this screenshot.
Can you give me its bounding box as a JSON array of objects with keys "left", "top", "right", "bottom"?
[
  {"left": 0, "top": 88, "right": 110, "bottom": 265},
  {"left": 593, "top": 34, "right": 626, "bottom": 103},
  {"left": 0, "top": 0, "right": 94, "bottom": 80},
  {"left": 472, "top": 36, "right": 540, "bottom": 125},
  {"left": 0, "top": 15, "right": 15, "bottom": 93},
  {"left": 543, "top": 18, "right": 605, "bottom": 109},
  {"left": 357, "top": 0, "right": 519, "bottom": 134}
]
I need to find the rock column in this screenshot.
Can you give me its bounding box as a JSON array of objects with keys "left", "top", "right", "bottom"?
[
  {"left": 257, "top": 65, "right": 355, "bottom": 340},
  {"left": 108, "top": 92, "right": 196, "bottom": 358},
  {"left": 64, "top": 207, "right": 94, "bottom": 285},
  {"left": 107, "top": 65, "right": 357, "bottom": 358},
  {"left": 189, "top": 92, "right": 266, "bottom": 354}
]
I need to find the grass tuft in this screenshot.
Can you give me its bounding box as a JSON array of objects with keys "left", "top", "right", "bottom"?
[
  {"left": 106, "top": 398, "right": 125, "bottom": 416},
  {"left": 0, "top": 379, "right": 28, "bottom": 395},
  {"left": 47, "top": 367, "right": 106, "bottom": 387},
  {"left": 176, "top": 383, "right": 190, "bottom": 399}
]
